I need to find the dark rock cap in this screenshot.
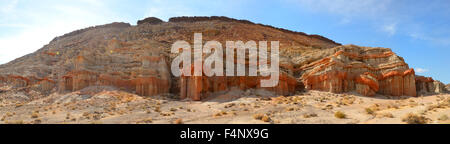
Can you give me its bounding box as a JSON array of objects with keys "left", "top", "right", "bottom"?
[{"left": 137, "top": 17, "right": 164, "bottom": 25}]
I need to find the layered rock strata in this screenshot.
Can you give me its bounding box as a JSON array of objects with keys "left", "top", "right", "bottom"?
[
  {"left": 299, "top": 45, "right": 417, "bottom": 96},
  {"left": 0, "top": 16, "right": 446, "bottom": 100}
]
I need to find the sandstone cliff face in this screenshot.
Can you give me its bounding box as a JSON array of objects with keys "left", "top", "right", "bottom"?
[
  {"left": 415, "top": 76, "right": 447, "bottom": 95},
  {"left": 298, "top": 45, "right": 417, "bottom": 96},
  {"left": 0, "top": 16, "right": 445, "bottom": 100}
]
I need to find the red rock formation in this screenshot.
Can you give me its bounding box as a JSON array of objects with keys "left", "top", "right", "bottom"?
[
  {"left": 415, "top": 76, "right": 446, "bottom": 95},
  {"left": 7, "top": 75, "right": 30, "bottom": 88},
  {"left": 180, "top": 70, "right": 297, "bottom": 101},
  {"left": 33, "top": 78, "right": 56, "bottom": 93},
  {"left": 0, "top": 76, "right": 5, "bottom": 83},
  {"left": 300, "top": 45, "right": 417, "bottom": 96},
  {"left": 378, "top": 69, "right": 416, "bottom": 96},
  {"left": 59, "top": 54, "right": 171, "bottom": 97},
  {"left": 355, "top": 73, "right": 379, "bottom": 96},
  {"left": 0, "top": 16, "right": 445, "bottom": 100},
  {"left": 134, "top": 77, "right": 170, "bottom": 96}
]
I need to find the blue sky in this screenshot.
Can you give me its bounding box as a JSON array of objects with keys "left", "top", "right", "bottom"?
[{"left": 0, "top": 0, "right": 449, "bottom": 84}]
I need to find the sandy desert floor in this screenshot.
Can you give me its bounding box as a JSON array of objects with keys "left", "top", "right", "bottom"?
[{"left": 0, "top": 86, "right": 449, "bottom": 124}]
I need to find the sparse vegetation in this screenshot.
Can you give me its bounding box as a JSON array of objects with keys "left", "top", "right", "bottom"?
[
  {"left": 6, "top": 120, "right": 24, "bottom": 124},
  {"left": 376, "top": 112, "right": 394, "bottom": 118},
  {"left": 402, "top": 113, "right": 428, "bottom": 124},
  {"left": 6, "top": 112, "right": 13, "bottom": 117},
  {"left": 365, "top": 108, "right": 375, "bottom": 115},
  {"left": 33, "top": 119, "right": 42, "bottom": 124},
  {"left": 438, "top": 115, "right": 448, "bottom": 121},
  {"left": 303, "top": 113, "right": 318, "bottom": 118},
  {"left": 253, "top": 113, "right": 265, "bottom": 120},
  {"left": 31, "top": 111, "right": 39, "bottom": 118},
  {"left": 261, "top": 115, "right": 271, "bottom": 122},
  {"left": 137, "top": 118, "right": 153, "bottom": 124},
  {"left": 285, "top": 107, "right": 295, "bottom": 112},
  {"left": 213, "top": 111, "right": 227, "bottom": 117},
  {"left": 334, "top": 111, "right": 346, "bottom": 119},
  {"left": 253, "top": 113, "right": 271, "bottom": 122}
]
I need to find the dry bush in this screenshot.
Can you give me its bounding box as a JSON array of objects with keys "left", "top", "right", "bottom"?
[
  {"left": 137, "top": 118, "right": 153, "bottom": 124},
  {"left": 174, "top": 118, "right": 183, "bottom": 124},
  {"left": 6, "top": 112, "right": 13, "bottom": 117},
  {"left": 402, "top": 113, "right": 428, "bottom": 124},
  {"left": 253, "top": 113, "right": 265, "bottom": 120},
  {"left": 261, "top": 115, "right": 271, "bottom": 122},
  {"left": 303, "top": 113, "right": 318, "bottom": 118},
  {"left": 224, "top": 103, "right": 235, "bottom": 108},
  {"left": 31, "top": 111, "right": 39, "bottom": 118},
  {"left": 33, "top": 119, "right": 42, "bottom": 124},
  {"left": 376, "top": 112, "right": 394, "bottom": 118},
  {"left": 66, "top": 113, "right": 71, "bottom": 120},
  {"left": 213, "top": 111, "right": 227, "bottom": 117},
  {"left": 334, "top": 111, "right": 346, "bottom": 119},
  {"left": 285, "top": 107, "right": 295, "bottom": 112},
  {"left": 253, "top": 113, "right": 271, "bottom": 122},
  {"left": 438, "top": 115, "right": 448, "bottom": 121},
  {"left": 6, "top": 120, "right": 24, "bottom": 124},
  {"left": 365, "top": 108, "right": 375, "bottom": 115},
  {"left": 160, "top": 112, "right": 173, "bottom": 116}
]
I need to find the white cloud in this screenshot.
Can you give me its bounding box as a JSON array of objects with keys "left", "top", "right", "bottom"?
[
  {"left": 0, "top": 0, "right": 18, "bottom": 14},
  {"left": 415, "top": 68, "right": 429, "bottom": 73},
  {"left": 409, "top": 32, "right": 450, "bottom": 46},
  {"left": 382, "top": 23, "right": 397, "bottom": 36}
]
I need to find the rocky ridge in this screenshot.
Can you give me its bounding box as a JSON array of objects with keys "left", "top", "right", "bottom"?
[{"left": 0, "top": 16, "right": 446, "bottom": 101}]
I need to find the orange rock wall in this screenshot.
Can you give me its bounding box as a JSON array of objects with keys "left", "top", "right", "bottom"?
[
  {"left": 59, "top": 70, "right": 171, "bottom": 97},
  {"left": 180, "top": 73, "right": 297, "bottom": 101},
  {"left": 301, "top": 48, "right": 417, "bottom": 97}
]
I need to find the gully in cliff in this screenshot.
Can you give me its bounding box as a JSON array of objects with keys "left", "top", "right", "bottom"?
[{"left": 171, "top": 33, "right": 280, "bottom": 87}]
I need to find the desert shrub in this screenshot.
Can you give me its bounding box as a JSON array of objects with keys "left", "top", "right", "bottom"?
[
  {"left": 303, "top": 113, "right": 318, "bottom": 118},
  {"left": 334, "top": 111, "right": 346, "bottom": 119},
  {"left": 137, "top": 118, "right": 153, "bottom": 124},
  {"left": 31, "top": 111, "right": 39, "bottom": 118},
  {"left": 8, "top": 120, "right": 24, "bottom": 124},
  {"left": 261, "top": 115, "right": 271, "bottom": 122},
  {"left": 402, "top": 113, "right": 428, "bottom": 124},
  {"left": 438, "top": 115, "right": 448, "bottom": 121},
  {"left": 365, "top": 108, "right": 375, "bottom": 115},
  {"left": 253, "top": 113, "right": 265, "bottom": 120},
  {"left": 285, "top": 107, "right": 295, "bottom": 112},
  {"left": 377, "top": 112, "right": 394, "bottom": 118}
]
